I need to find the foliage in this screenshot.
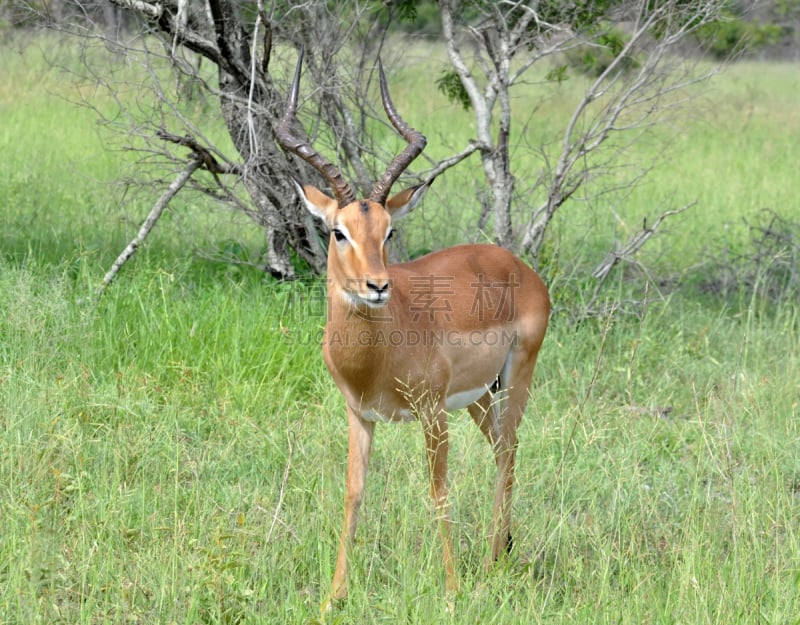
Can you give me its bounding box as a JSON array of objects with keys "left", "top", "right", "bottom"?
[
  {"left": 565, "top": 25, "right": 639, "bottom": 77},
  {"left": 544, "top": 63, "right": 569, "bottom": 83},
  {"left": 695, "top": 10, "right": 784, "bottom": 58},
  {"left": 454, "top": 0, "right": 615, "bottom": 33},
  {"left": 435, "top": 68, "right": 471, "bottom": 110},
  {"left": 373, "top": 0, "right": 443, "bottom": 35}
]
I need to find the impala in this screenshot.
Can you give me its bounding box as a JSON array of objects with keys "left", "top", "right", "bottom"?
[{"left": 276, "top": 51, "right": 550, "bottom": 610}]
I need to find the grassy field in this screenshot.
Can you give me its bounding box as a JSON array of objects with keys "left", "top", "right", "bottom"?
[{"left": 1, "top": 36, "right": 799, "bottom": 624}]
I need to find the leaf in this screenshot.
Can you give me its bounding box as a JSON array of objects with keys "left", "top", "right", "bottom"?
[
  {"left": 545, "top": 64, "right": 569, "bottom": 84},
  {"left": 435, "top": 69, "right": 471, "bottom": 111}
]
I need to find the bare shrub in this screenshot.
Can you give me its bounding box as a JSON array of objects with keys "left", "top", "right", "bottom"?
[{"left": 700, "top": 209, "right": 800, "bottom": 304}]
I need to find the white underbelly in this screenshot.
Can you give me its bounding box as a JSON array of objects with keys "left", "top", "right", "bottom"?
[
  {"left": 360, "top": 386, "right": 487, "bottom": 423},
  {"left": 445, "top": 387, "right": 487, "bottom": 411}
]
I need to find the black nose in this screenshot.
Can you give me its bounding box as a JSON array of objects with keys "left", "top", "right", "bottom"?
[{"left": 366, "top": 279, "right": 389, "bottom": 295}]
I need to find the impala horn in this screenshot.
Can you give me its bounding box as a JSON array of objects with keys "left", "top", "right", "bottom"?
[
  {"left": 276, "top": 47, "right": 356, "bottom": 208},
  {"left": 369, "top": 59, "right": 427, "bottom": 205}
]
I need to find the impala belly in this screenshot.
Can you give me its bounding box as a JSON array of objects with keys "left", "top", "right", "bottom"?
[
  {"left": 358, "top": 385, "right": 489, "bottom": 423},
  {"left": 445, "top": 386, "right": 488, "bottom": 411}
]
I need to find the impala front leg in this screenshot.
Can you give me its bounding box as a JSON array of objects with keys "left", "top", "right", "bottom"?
[
  {"left": 423, "top": 406, "right": 458, "bottom": 595},
  {"left": 323, "top": 405, "right": 374, "bottom": 612}
]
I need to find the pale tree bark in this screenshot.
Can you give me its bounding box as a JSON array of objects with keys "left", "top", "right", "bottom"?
[{"left": 438, "top": 0, "right": 573, "bottom": 249}]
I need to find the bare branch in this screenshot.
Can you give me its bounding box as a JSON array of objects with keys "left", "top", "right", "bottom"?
[
  {"left": 439, "top": 1, "right": 492, "bottom": 143},
  {"left": 519, "top": 0, "right": 725, "bottom": 258},
  {"left": 97, "top": 158, "right": 203, "bottom": 297},
  {"left": 591, "top": 203, "right": 695, "bottom": 283},
  {"left": 423, "top": 141, "right": 485, "bottom": 181},
  {"left": 579, "top": 203, "right": 695, "bottom": 317},
  {"left": 266, "top": 434, "right": 294, "bottom": 544},
  {"left": 155, "top": 130, "right": 241, "bottom": 175},
  {"left": 109, "top": 0, "right": 162, "bottom": 19},
  {"left": 206, "top": 0, "right": 251, "bottom": 84}
]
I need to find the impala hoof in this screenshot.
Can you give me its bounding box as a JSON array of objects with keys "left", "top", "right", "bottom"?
[{"left": 320, "top": 585, "right": 346, "bottom": 619}]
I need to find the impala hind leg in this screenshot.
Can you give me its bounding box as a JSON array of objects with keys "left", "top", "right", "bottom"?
[
  {"left": 467, "top": 391, "right": 514, "bottom": 560},
  {"left": 468, "top": 357, "right": 537, "bottom": 563},
  {"left": 422, "top": 405, "right": 459, "bottom": 594},
  {"left": 323, "top": 406, "right": 374, "bottom": 613}
]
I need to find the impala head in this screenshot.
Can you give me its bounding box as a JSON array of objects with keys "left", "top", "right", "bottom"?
[{"left": 276, "top": 49, "right": 430, "bottom": 308}]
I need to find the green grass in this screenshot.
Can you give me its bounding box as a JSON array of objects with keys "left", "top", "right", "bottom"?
[{"left": 1, "top": 36, "right": 799, "bottom": 624}]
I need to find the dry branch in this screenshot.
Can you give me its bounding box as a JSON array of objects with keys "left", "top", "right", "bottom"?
[
  {"left": 266, "top": 433, "right": 294, "bottom": 544},
  {"left": 97, "top": 158, "right": 203, "bottom": 297},
  {"left": 156, "top": 130, "right": 241, "bottom": 175},
  {"left": 581, "top": 202, "right": 694, "bottom": 316},
  {"left": 591, "top": 203, "right": 694, "bottom": 282},
  {"left": 422, "top": 141, "right": 484, "bottom": 181}
]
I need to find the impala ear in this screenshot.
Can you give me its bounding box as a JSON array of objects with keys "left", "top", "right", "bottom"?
[
  {"left": 291, "top": 178, "right": 338, "bottom": 226},
  {"left": 385, "top": 178, "right": 434, "bottom": 219}
]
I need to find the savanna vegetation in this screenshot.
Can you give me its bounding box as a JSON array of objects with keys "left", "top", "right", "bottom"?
[{"left": 1, "top": 28, "right": 799, "bottom": 625}]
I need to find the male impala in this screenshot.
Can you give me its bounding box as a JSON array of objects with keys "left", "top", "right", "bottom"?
[{"left": 276, "top": 51, "right": 549, "bottom": 610}]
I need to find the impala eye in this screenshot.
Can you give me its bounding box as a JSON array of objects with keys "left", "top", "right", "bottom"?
[
  {"left": 332, "top": 228, "right": 347, "bottom": 243},
  {"left": 386, "top": 229, "right": 395, "bottom": 242}
]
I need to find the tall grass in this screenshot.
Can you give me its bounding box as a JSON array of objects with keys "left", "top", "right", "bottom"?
[{"left": 1, "top": 36, "right": 798, "bottom": 624}]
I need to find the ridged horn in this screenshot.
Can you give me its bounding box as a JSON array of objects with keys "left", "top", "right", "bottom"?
[
  {"left": 369, "top": 59, "right": 427, "bottom": 205},
  {"left": 276, "top": 47, "right": 356, "bottom": 208}
]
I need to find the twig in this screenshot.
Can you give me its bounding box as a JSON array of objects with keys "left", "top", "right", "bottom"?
[
  {"left": 582, "top": 202, "right": 694, "bottom": 315},
  {"left": 266, "top": 433, "right": 294, "bottom": 543},
  {"left": 155, "top": 130, "right": 241, "bottom": 175},
  {"left": 423, "top": 141, "right": 485, "bottom": 181},
  {"left": 96, "top": 158, "right": 202, "bottom": 297},
  {"left": 110, "top": 0, "right": 161, "bottom": 19},
  {"left": 591, "top": 203, "right": 694, "bottom": 281}
]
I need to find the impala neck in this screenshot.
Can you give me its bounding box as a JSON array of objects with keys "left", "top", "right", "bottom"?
[{"left": 323, "top": 278, "right": 395, "bottom": 392}]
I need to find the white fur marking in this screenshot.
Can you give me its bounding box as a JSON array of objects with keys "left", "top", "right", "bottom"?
[{"left": 445, "top": 387, "right": 487, "bottom": 411}]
